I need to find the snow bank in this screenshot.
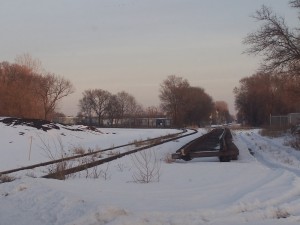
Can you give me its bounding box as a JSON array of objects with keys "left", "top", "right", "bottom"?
[{"left": 1, "top": 122, "right": 300, "bottom": 225}]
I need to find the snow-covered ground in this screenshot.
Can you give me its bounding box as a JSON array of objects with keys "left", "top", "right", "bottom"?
[{"left": 1, "top": 120, "right": 300, "bottom": 225}]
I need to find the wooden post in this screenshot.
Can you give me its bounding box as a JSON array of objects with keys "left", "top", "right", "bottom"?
[{"left": 28, "top": 136, "right": 33, "bottom": 161}]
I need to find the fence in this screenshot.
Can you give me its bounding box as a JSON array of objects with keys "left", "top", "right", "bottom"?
[
  {"left": 53, "top": 116, "right": 172, "bottom": 128},
  {"left": 270, "top": 113, "right": 300, "bottom": 127}
]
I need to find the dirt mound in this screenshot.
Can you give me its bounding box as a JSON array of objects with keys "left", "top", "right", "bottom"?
[{"left": 0, "top": 117, "right": 60, "bottom": 131}]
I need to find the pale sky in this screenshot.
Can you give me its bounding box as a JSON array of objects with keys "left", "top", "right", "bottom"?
[{"left": 0, "top": 0, "right": 298, "bottom": 116}]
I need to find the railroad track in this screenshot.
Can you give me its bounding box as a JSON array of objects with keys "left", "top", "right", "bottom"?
[
  {"left": 172, "top": 128, "right": 239, "bottom": 162},
  {"left": 1, "top": 128, "right": 239, "bottom": 180},
  {"left": 0, "top": 129, "right": 198, "bottom": 179}
]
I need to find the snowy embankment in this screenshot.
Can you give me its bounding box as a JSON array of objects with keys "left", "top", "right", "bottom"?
[
  {"left": 0, "top": 118, "right": 181, "bottom": 171},
  {"left": 1, "top": 120, "right": 300, "bottom": 225}
]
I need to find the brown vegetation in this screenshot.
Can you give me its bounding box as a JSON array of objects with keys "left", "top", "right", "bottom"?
[
  {"left": 131, "top": 149, "right": 161, "bottom": 183},
  {"left": 234, "top": 72, "right": 300, "bottom": 126},
  {"left": 238, "top": 1, "right": 300, "bottom": 127},
  {"left": 0, "top": 55, "right": 74, "bottom": 120},
  {"left": 78, "top": 89, "right": 156, "bottom": 126},
  {"left": 243, "top": 1, "right": 300, "bottom": 76},
  {"left": 159, "top": 75, "right": 214, "bottom": 127}
]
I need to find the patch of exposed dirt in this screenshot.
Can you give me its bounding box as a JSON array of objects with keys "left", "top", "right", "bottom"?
[
  {"left": 0, "top": 117, "right": 60, "bottom": 132},
  {"left": 0, "top": 117, "right": 106, "bottom": 135}
]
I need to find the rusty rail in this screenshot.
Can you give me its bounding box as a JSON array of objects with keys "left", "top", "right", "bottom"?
[
  {"left": 43, "top": 128, "right": 198, "bottom": 179},
  {"left": 0, "top": 129, "right": 188, "bottom": 176},
  {"left": 1, "top": 129, "right": 199, "bottom": 179},
  {"left": 172, "top": 128, "right": 239, "bottom": 162}
]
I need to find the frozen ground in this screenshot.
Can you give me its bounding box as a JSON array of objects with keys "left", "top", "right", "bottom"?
[{"left": 1, "top": 119, "right": 300, "bottom": 225}]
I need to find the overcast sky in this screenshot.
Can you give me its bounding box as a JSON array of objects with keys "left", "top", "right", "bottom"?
[{"left": 0, "top": 0, "right": 298, "bottom": 116}]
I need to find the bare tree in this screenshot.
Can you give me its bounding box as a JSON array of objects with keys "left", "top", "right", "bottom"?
[
  {"left": 159, "top": 75, "right": 214, "bottom": 127},
  {"left": 0, "top": 61, "right": 44, "bottom": 119},
  {"left": 14, "top": 54, "right": 75, "bottom": 120},
  {"left": 290, "top": 0, "right": 300, "bottom": 8},
  {"left": 243, "top": 3, "right": 300, "bottom": 75},
  {"left": 37, "top": 74, "right": 74, "bottom": 120},
  {"left": 159, "top": 75, "right": 190, "bottom": 127},
  {"left": 131, "top": 103, "right": 144, "bottom": 117},
  {"left": 234, "top": 72, "right": 300, "bottom": 126},
  {"left": 183, "top": 86, "right": 214, "bottom": 126},
  {"left": 14, "top": 53, "right": 43, "bottom": 74},
  {"left": 115, "top": 91, "right": 145, "bottom": 127},
  {"left": 145, "top": 106, "right": 163, "bottom": 118},
  {"left": 90, "top": 89, "right": 111, "bottom": 126},
  {"left": 78, "top": 89, "right": 144, "bottom": 126},
  {"left": 106, "top": 95, "right": 122, "bottom": 125},
  {"left": 214, "top": 101, "right": 231, "bottom": 124},
  {"left": 116, "top": 91, "right": 139, "bottom": 118},
  {"left": 0, "top": 57, "right": 74, "bottom": 120},
  {"left": 78, "top": 90, "right": 94, "bottom": 125}
]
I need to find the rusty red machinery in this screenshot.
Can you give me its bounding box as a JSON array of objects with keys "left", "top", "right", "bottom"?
[{"left": 171, "top": 128, "right": 239, "bottom": 162}]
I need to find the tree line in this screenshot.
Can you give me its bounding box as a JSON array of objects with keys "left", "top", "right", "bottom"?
[
  {"left": 235, "top": 0, "right": 300, "bottom": 126},
  {"left": 78, "top": 89, "right": 146, "bottom": 126},
  {"left": 3, "top": 1, "right": 300, "bottom": 128},
  {"left": 234, "top": 72, "right": 300, "bottom": 126},
  {"left": 0, "top": 54, "right": 74, "bottom": 120},
  {"left": 77, "top": 75, "right": 231, "bottom": 127},
  {"left": 0, "top": 54, "right": 229, "bottom": 127},
  {"left": 159, "top": 75, "right": 231, "bottom": 127}
]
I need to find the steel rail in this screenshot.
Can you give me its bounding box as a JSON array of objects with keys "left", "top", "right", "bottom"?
[
  {"left": 0, "top": 129, "right": 197, "bottom": 177},
  {"left": 0, "top": 129, "right": 187, "bottom": 175},
  {"left": 43, "top": 129, "right": 198, "bottom": 179}
]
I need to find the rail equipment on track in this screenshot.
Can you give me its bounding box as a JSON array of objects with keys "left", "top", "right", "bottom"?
[{"left": 171, "top": 128, "right": 239, "bottom": 162}]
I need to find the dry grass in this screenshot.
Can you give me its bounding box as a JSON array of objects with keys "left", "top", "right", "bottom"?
[
  {"left": 274, "top": 208, "right": 290, "bottom": 219},
  {"left": 0, "top": 174, "right": 16, "bottom": 183},
  {"left": 163, "top": 153, "right": 176, "bottom": 164},
  {"left": 148, "top": 137, "right": 162, "bottom": 145},
  {"left": 284, "top": 135, "right": 300, "bottom": 151},
  {"left": 131, "top": 133, "right": 179, "bottom": 148},
  {"left": 46, "top": 160, "right": 74, "bottom": 180},
  {"left": 131, "top": 149, "right": 161, "bottom": 183},
  {"left": 261, "top": 126, "right": 300, "bottom": 151},
  {"left": 72, "top": 146, "right": 86, "bottom": 155},
  {"left": 186, "top": 125, "right": 199, "bottom": 129},
  {"left": 259, "top": 126, "right": 289, "bottom": 138},
  {"left": 131, "top": 138, "right": 145, "bottom": 147}
]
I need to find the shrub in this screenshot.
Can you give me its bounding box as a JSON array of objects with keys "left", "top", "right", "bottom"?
[
  {"left": 259, "top": 126, "right": 290, "bottom": 138},
  {"left": 274, "top": 208, "right": 290, "bottom": 219},
  {"left": 72, "top": 146, "right": 86, "bottom": 155},
  {"left": 131, "top": 139, "right": 144, "bottom": 147},
  {"left": 131, "top": 149, "right": 161, "bottom": 183},
  {"left": 163, "top": 153, "right": 176, "bottom": 164},
  {"left": 284, "top": 135, "right": 300, "bottom": 151},
  {"left": 0, "top": 174, "right": 15, "bottom": 183}
]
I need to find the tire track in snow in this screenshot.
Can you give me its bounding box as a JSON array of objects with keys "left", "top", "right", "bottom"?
[
  {"left": 228, "top": 130, "right": 300, "bottom": 221},
  {"left": 236, "top": 130, "right": 300, "bottom": 176}
]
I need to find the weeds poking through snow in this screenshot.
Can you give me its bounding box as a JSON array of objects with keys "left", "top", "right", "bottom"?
[
  {"left": 163, "top": 153, "right": 176, "bottom": 164},
  {"left": 284, "top": 135, "right": 300, "bottom": 151},
  {"left": 0, "top": 174, "right": 15, "bottom": 183},
  {"left": 131, "top": 149, "right": 161, "bottom": 183},
  {"left": 259, "top": 128, "right": 287, "bottom": 138},
  {"left": 116, "top": 163, "right": 127, "bottom": 172},
  {"left": 72, "top": 146, "right": 86, "bottom": 155},
  {"left": 38, "top": 135, "right": 73, "bottom": 180},
  {"left": 274, "top": 208, "right": 290, "bottom": 219},
  {"left": 132, "top": 138, "right": 144, "bottom": 147},
  {"left": 82, "top": 161, "right": 111, "bottom": 180},
  {"left": 100, "top": 163, "right": 111, "bottom": 180},
  {"left": 25, "top": 171, "right": 36, "bottom": 178}
]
